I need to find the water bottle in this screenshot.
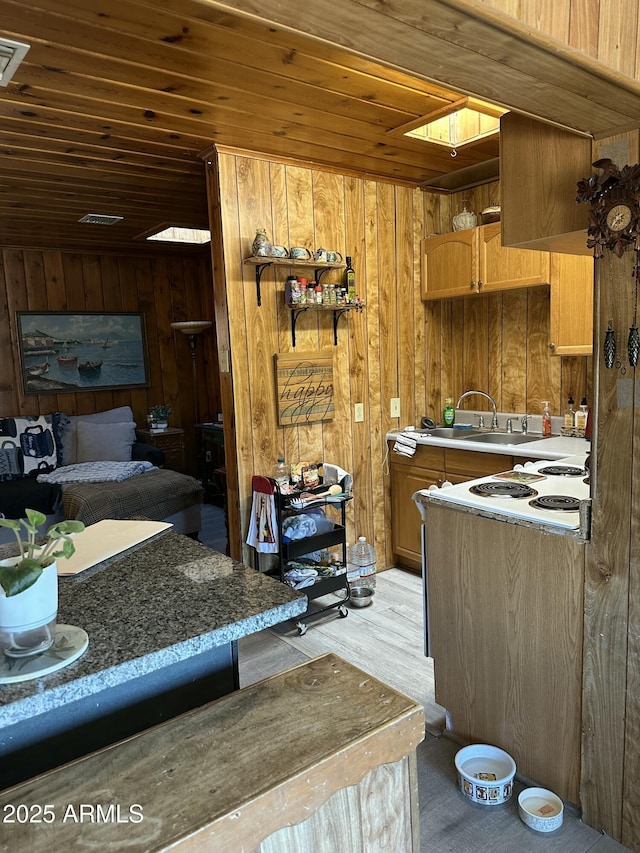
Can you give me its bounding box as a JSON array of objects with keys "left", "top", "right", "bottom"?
[
  {"left": 347, "top": 536, "right": 377, "bottom": 590},
  {"left": 272, "top": 458, "right": 289, "bottom": 493}
]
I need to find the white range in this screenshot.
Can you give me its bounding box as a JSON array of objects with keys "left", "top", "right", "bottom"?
[{"left": 414, "top": 456, "right": 591, "bottom": 537}]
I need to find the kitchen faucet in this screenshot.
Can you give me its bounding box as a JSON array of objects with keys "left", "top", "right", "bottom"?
[{"left": 456, "top": 390, "right": 499, "bottom": 430}]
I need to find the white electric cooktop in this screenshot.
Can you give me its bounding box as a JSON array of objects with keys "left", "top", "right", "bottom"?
[{"left": 419, "top": 458, "right": 590, "bottom": 531}]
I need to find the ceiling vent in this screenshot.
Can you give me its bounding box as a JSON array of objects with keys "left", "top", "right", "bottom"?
[
  {"left": 0, "top": 38, "right": 30, "bottom": 87},
  {"left": 78, "top": 214, "right": 124, "bottom": 225}
]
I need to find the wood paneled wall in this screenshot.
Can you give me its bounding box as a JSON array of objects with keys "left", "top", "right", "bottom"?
[
  {"left": 423, "top": 184, "right": 592, "bottom": 421},
  {"left": 208, "top": 153, "right": 591, "bottom": 567},
  {"left": 0, "top": 248, "right": 220, "bottom": 473}
]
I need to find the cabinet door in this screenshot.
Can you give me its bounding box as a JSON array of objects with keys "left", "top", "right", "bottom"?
[
  {"left": 549, "top": 253, "right": 594, "bottom": 355},
  {"left": 390, "top": 461, "right": 444, "bottom": 571},
  {"left": 421, "top": 230, "right": 478, "bottom": 300},
  {"left": 478, "top": 222, "right": 550, "bottom": 292}
]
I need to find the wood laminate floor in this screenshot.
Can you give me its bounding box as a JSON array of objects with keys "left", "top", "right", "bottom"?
[{"left": 200, "top": 504, "right": 632, "bottom": 853}]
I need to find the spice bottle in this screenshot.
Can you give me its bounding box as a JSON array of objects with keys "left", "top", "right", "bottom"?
[
  {"left": 542, "top": 401, "right": 552, "bottom": 437},
  {"left": 285, "top": 275, "right": 297, "bottom": 304}
]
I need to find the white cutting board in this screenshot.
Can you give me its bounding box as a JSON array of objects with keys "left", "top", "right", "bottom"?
[{"left": 57, "top": 519, "right": 173, "bottom": 576}]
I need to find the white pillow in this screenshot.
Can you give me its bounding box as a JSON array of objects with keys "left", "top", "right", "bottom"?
[
  {"left": 61, "top": 406, "right": 134, "bottom": 465},
  {"left": 75, "top": 421, "right": 137, "bottom": 463}
]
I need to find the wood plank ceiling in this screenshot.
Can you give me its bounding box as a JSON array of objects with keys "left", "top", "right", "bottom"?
[{"left": 1, "top": 0, "right": 640, "bottom": 253}]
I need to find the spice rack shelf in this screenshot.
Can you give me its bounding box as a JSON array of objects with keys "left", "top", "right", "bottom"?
[
  {"left": 286, "top": 303, "right": 363, "bottom": 346},
  {"left": 244, "top": 256, "right": 345, "bottom": 306}
]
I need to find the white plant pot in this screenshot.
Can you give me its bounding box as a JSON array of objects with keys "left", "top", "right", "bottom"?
[{"left": 0, "top": 559, "right": 58, "bottom": 658}]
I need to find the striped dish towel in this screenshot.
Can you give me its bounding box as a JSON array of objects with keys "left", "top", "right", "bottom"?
[{"left": 393, "top": 433, "right": 417, "bottom": 457}]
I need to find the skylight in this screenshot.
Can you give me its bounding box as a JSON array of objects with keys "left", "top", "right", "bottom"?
[
  {"left": 146, "top": 227, "right": 211, "bottom": 245},
  {"left": 399, "top": 98, "right": 507, "bottom": 151}
]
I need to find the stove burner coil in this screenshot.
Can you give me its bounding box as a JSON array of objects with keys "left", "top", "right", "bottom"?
[
  {"left": 529, "top": 495, "right": 581, "bottom": 512},
  {"left": 469, "top": 482, "right": 537, "bottom": 499},
  {"left": 537, "top": 465, "right": 586, "bottom": 477}
]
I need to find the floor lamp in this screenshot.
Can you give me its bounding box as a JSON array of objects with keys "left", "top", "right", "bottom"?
[{"left": 171, "top": 320, "right": 212, "bottom": 424}]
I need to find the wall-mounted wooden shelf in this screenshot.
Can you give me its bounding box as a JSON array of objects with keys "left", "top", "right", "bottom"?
[
  {"left": 286, "top": 303, "right": 364, "bottom": 346},
  {"left": 243, "top": 256, "right": 345, "bottom": 305}
]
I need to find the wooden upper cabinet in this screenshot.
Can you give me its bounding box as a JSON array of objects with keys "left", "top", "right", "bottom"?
[
  {"left": 421, "top": 223, "right": 550, "bottom": 300},
  {"left": 549, "top": 253, "right": 594, "bottom": 356},
  {"left": 421, "top": 228, "right": 477, "bottom": 298},
  {"left": 478, "top": 222, "right": 549, "bottom": 292},
  {"left": 500, "top": 112, "right": 593, "bottom": 255}
]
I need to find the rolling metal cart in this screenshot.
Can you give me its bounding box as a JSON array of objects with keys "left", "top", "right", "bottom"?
[{"left": 250, "top": 475, "right": 351, "bottom": 635}]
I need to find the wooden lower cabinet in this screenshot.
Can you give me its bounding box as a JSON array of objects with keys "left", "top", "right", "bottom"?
[
  {"left": 389, "top": 443, "right": 533, "bottom": 571},
  {"left": 390, "top": 443, "right": 445, "bottom": 572},
  {"left": 425, "top": 505, "right": 584, "bottom": 804},
  {"left": 391, "top": 461, "right": 443, "bottom": 571}
]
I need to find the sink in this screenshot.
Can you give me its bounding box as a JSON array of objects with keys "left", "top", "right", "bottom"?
[
  {"left": 467, "top": 432, "right": 546, "bottom": 445},
  {"left": 416, "top": 427, "right": 481, "bottom": 439}
]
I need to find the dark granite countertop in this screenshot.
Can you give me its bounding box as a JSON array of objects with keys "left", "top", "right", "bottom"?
[{"left": 0, "top": 531, "right": 306, "bottom": 726}]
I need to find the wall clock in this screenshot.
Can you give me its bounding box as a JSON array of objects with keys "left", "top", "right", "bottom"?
[
  {"left": 577, "top": 159, "right": 640, "bottom": 258},
  {"left": 577, "top": 159, "right": 640, "bottom": 367}
]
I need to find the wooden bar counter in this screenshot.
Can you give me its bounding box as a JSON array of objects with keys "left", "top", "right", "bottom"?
[
  {"left": 0, "top": 530, "right": 306, "bottom": 791},
  {"left": 0, "top": 654, "right": 425, "bottom": 852}
]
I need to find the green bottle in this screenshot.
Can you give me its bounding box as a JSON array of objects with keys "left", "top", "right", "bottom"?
[
  {"left": 443, "top": 398, "right": 455, "bottom": 426},
  {"left": 345, "top": 256, "right": 356, "bottom": 303}
]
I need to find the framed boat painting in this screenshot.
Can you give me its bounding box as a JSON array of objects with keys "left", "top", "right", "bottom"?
[{"left": 16, "top": 312, "right": 150, "bottom": 395}]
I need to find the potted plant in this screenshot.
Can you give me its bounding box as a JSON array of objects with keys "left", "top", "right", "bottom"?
[
  {"left": 0, "top": 510, "right": 84, "bottom": 658},
  {"left": 148, "top": 404, "right": 173, "bottom": 430}
]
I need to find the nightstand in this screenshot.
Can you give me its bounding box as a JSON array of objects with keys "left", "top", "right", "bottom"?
[
  {"left": 194, "top": 423, "right": 225, "bottom": 501},
  {"left": 136, "top": 428, "right": 185, "bottom": 473}
]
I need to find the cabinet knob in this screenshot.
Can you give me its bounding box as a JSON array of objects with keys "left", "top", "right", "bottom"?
[
  {"left": 477, "top": 279, "right": 483, "bottom": 290},
  {"left": 549, "top": 342, "right": 556, "bottom": 351},
  {"left": 469, "top": 281, "right": 475, "bottom": 290}
]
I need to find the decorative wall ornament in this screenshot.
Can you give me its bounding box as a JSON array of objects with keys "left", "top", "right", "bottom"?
[
  {"left": 577, "top": 158, "right": 640, "bottom": 260},
  {"left": 577, "top": 159, "right": 640, "bottom": 369},
  {"left": 275, "top": 351, "right": 334, "bottom": 426}
]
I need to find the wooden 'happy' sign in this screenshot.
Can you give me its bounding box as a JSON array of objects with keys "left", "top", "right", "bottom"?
[{"left": 275, "top": 351, "right": 334, "bottom": 425}]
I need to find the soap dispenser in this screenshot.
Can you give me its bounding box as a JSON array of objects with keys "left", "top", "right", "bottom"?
[
  {"left": 564, "top": 396, "right": 575, "bottom": 430},
  {"left": 443, "top": 398, "right": 455, "bottom": 427},
  {"left": 575, "top": 397, "right": 589, "bottom": 432},
  {"left": 542, "top": 401, "right": 552, "bottom": 437}
]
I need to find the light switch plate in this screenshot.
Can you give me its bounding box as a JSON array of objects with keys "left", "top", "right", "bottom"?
[
  {"left": 354, "top": 403, "right": 364, "bottom": 422},
  {"left": 391, "top": 397, "right": 401, "bottom": 418}
]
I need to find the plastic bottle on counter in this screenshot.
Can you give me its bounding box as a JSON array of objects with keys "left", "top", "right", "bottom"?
[
  {"left": 564, "top": 396, "right": 575, "bottom": 430},
  {"left": 443, "top": 398, "right": 455, "bottom": 427},
  {"left": 272, "top": 458, "right": 289, "bottom": 493},
  {"left": 347, "top": 536, "right": 376, "bottom": 591},
  {"left": 575, "top": 397, "right": 589, "bottom": 432},
  {"left": 542, "top": 401, "right": 552, "bottom": 437}
]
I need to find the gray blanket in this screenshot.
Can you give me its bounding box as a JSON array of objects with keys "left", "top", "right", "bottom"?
[{"left": 60, "top": 468, "right": 204, "bottom": 526}]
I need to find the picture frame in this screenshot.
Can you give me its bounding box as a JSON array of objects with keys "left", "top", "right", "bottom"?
[
  {"left": 17, "top": 311, "right": 150, "bottom": 395},
  {"left": 274, "top": 350, "right": 334, "bottom": 425}
]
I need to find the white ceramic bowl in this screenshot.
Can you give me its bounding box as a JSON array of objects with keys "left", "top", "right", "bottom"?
[
  {"left": 454, "top": 744, "right": 516, "bottom": 805},
  {"left": 518, "top": 787, "right": 564, "bottom": 832}
]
